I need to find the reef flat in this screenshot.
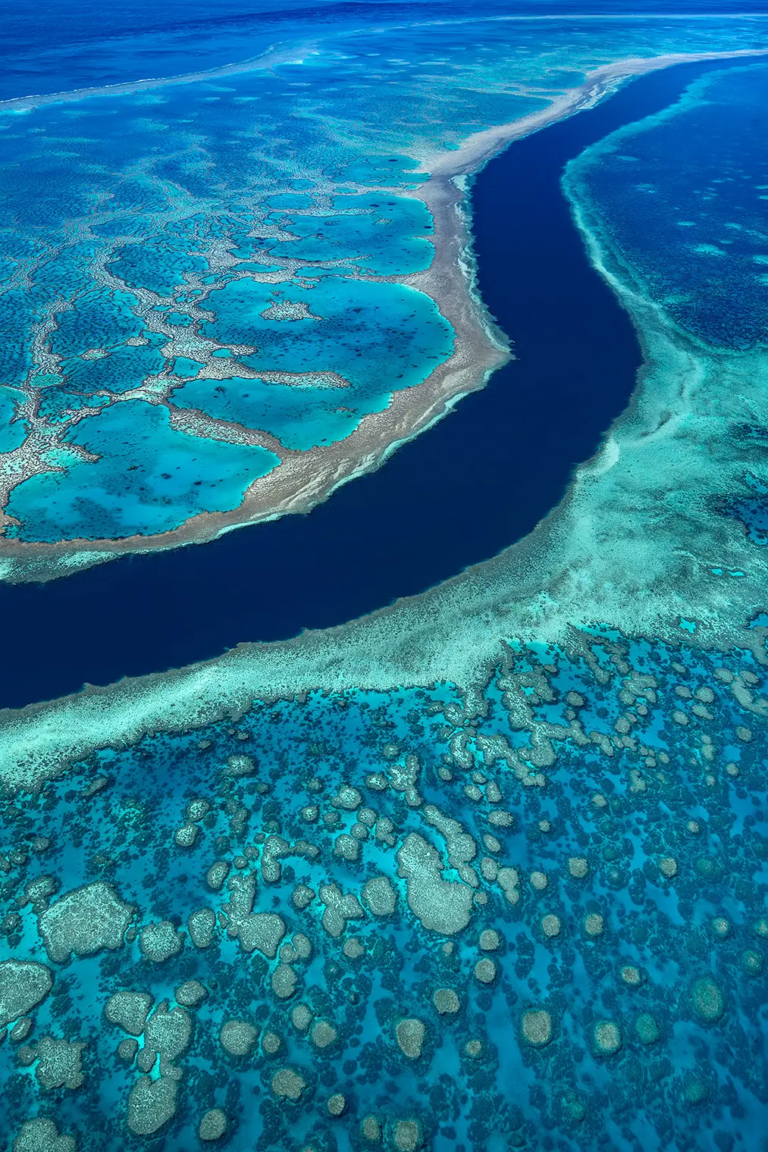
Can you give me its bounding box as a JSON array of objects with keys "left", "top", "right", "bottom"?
[
  {"left": 3, "top": 13, "right": 768, "bottom": 1152},
  {"left": 1, "top": 17, "right": 768, "bottom": 580}
]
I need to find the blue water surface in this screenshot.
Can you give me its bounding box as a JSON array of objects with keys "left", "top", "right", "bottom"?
[
  {"left": 0, "top": 57, "right": 747, "bottom": 704},
  {"left": 6, "top": 403, "right": 279, "bottom": 541},
  {"left": 566, "top": 62, "right": 768, "bottom": 349},
  {"left": 1, "top": 9, "right": 768, "bottom": 1152}
]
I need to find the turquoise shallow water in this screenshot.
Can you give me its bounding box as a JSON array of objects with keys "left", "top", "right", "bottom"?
[
  {"left": 265, "top": 194, "right": 436, "bottom": 276},
  {"left": 3, "top": 14, "right": 768, "bottom": 546},
  {"left": 204, "top": 277, "right": 452, "bottom": 389},
  {"left": 0, "top": 73, "right": 456, "bottom": 542},
  {"left": 0, "top": 389, "right": 26, "bottom": 454},
  {"left": 172, "top": 276, "right": 453, "bottom": 451},
  {"left": 1, "top": 633, "right": 766, "bottom": 1151},
  {"left": 2, "top": 10, "right": 768, "bottom": 1152},
  {"left": 175, "top": 376, "right": 372, "bottom": 453},
  {"left": 5, "top": 403, "right": 278, "bottom": 541}
]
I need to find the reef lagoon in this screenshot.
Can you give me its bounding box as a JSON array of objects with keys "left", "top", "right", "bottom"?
[{"left": 2, "top": 6, "right": 768, "bottom": 1152}]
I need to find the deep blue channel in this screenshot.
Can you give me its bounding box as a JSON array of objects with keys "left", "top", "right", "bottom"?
[{"left": 0, "top": 58, "right": 738, "bottom": 709}]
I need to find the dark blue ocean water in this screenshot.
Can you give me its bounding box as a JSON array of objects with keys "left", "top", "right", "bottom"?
[
  {"left": 3, "top": 2, "right": 763, "bottom": 103},
  {"left": 0, "top": 57, "right": 747, "bottom": 709}
]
